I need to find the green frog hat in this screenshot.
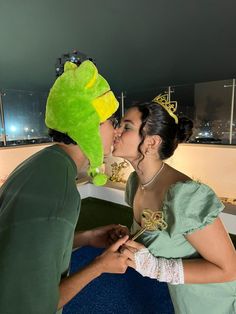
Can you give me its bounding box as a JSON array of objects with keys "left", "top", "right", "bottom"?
[{"left": 45, "top": 60, "right": 119, "bottom": 186}]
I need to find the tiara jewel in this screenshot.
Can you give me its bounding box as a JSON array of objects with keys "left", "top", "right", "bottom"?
[{"left": 152, "top": 93, "right": 178, "bottom": 124}]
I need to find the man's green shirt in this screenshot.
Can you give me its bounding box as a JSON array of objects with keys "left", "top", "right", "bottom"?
[{"left": 0, "top": 145, "right": 81, "bottom": 314}]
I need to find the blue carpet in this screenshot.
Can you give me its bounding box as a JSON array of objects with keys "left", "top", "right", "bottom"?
[{"left": 63, "top": 246, "right": 174, "bottom": 314}]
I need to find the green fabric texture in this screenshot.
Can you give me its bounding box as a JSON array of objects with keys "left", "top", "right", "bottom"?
[
  {"left": 0, "top": 145, "right": 81, "bottom": 314},
  {"left": 125, "top": 172, "right": 236, "bottom": 314},
  {"left": 45, "top": 61, "right": 119, "bottom": 186}
]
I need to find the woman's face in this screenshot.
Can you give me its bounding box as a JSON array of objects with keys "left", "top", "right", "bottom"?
[
  {"left": 100, "top": 119, "right": 116, "bottom": 157},
  {"left": 113, "top": 107, "right": 142, "bottom": 161}
]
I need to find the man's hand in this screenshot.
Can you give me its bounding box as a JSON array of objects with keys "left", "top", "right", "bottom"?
[
  {"left": 59, "top": 235, "right": 130, "bottom": 309},
  {"left": 93, "top": 235, "right": 130, "bottom": 274}
]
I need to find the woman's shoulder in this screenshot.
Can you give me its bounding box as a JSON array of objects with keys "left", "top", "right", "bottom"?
[
  {"left": 163, "top": 179, "right": 224, "bottom": 235},
  {"left": 163, "top": 164, "right": 223, "bottom": 212},
  {"left": 164, "top": 163, "right": 191, "bottom": 182},
  {"left": 163, "top": 164, "right": 219, "bottom": 194},
  {"left": 162, "top": 164, "right": 192, "bottom": 193},
  {"left": 167, "top": 179, "right": 214, "bottom": 196}
]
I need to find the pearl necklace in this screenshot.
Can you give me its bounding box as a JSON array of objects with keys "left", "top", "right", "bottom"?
[{"left": 140, "top": 163, "right": 165, "bottom": 190}]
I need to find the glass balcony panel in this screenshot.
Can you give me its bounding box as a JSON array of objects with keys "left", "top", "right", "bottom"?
[
  {"left": 2, "top": 89, "right": 51, "bottom": 146},
  {"left": 193, "top": 79, "right": 232, "bottom": 144}
]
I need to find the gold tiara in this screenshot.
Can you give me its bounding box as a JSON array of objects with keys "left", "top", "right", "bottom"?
[{"left": 152, "top": 93, "right": 178, "bottom": 124}]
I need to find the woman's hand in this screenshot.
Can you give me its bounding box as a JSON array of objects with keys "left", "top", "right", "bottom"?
[
  {"left": 73, "top": 224, "right": 130, "bottom": 249},
  {"left": 120, "top": 239, "right": 146, "bottom": 269},
  {"left": 107, "top": 224, "right": 130, "bottom": 245}
]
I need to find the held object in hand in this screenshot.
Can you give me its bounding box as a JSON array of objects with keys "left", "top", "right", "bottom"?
[{"left": 131, "top": 209, "right": 167, "bottom": 240}]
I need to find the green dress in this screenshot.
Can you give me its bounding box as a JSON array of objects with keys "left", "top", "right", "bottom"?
[{"left": 125, "top": 172, "right": 236, "bottom": 314}]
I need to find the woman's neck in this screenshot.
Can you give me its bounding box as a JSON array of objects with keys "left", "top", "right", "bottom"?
[{"left": 131, "top": 158, "right": 164, "bottom": 186}]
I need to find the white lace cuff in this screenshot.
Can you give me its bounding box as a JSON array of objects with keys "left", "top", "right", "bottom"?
[{"left": 134, "top": 248, "right": 184, "bottom": 285}]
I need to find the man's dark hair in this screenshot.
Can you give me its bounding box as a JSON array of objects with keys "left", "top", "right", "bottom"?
[{"left": 48, "top": 129, "right": 77, "bottom": 145}]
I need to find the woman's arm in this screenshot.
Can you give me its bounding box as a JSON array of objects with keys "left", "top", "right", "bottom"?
[
  {"left": 124, "top": 217, "right": 236, "bottom": 284},
  {"left": 183, "top": 217, "right": 236, "bottom": 283}
]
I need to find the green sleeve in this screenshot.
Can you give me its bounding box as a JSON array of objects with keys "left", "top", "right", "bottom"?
[
  {"left": 0, "top": 219, "right": 74, "bottom": 314},
  {"left": 164, "top": 181, "right": 224, "bottom": 236},
  {"left": 125, "top": 171, "right": 138, "bottom": 207}
]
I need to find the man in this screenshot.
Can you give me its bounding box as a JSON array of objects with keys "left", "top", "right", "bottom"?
[{"left": 0, "top": 59, "right": 129, "bottom": 313}]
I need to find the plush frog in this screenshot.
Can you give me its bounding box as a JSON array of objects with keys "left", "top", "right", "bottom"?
[{"left": 45, "top": 60, "right": 119, "bottom": 185}]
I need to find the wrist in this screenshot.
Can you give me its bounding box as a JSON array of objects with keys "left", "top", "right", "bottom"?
[
  {"left": 90, "top": 256, "right": 104, "bottom": 276},
  {"left": 74, "top": 230, "right": 92, "bottom": 248},
  {"left": 86, "top": 229, "right": 95, "bottom": 247}
]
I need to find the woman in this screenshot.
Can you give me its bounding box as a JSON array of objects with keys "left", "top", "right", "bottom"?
[{"left": 113, "top": 95, "right": 236, "bottom": 314}]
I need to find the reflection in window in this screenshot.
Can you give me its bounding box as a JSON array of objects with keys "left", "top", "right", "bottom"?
[
  {"left": 124, "top": 79, "right": 235, "bottom": 145},
  {"left": 0, "top": 80, "right": 235, "bottom": 147},
  {"left": 193, "top": 80, "right": 233, "bottom": 144},
  {"left": 1, "top": 89, "right": 52, "bottom": 146}
]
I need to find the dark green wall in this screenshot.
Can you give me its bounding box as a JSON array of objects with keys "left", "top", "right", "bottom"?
[{"left": 0, "top": 0, "right": 236, "bottom": 93}]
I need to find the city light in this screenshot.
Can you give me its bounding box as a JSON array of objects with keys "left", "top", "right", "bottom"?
[{"left": 10, "top": 125, "right": 16, "bottom": 132}]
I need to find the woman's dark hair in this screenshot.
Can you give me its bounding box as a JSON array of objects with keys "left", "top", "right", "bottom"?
[
  {"left": 48, "top": 129, "right": 77, "bottom": 145},
  {"left": 135, "top": 102, "right": 193, "bottom": 161}
]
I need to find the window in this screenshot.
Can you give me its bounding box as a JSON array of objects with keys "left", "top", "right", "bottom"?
[
  {"left": 0, "top": 113, "right": 4, "bottom": 147},
  {"left": 0, "top": 89, "right": 52, "bottom": 146},
  {"left": 193, "top": 80, "right": 233, "bottom": 144},
  {"left": 124, "top": 78, "right": 236, "bottom": 145},
  {"left": 0, "top": 79, "right": 235, "bottom": 147}
]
